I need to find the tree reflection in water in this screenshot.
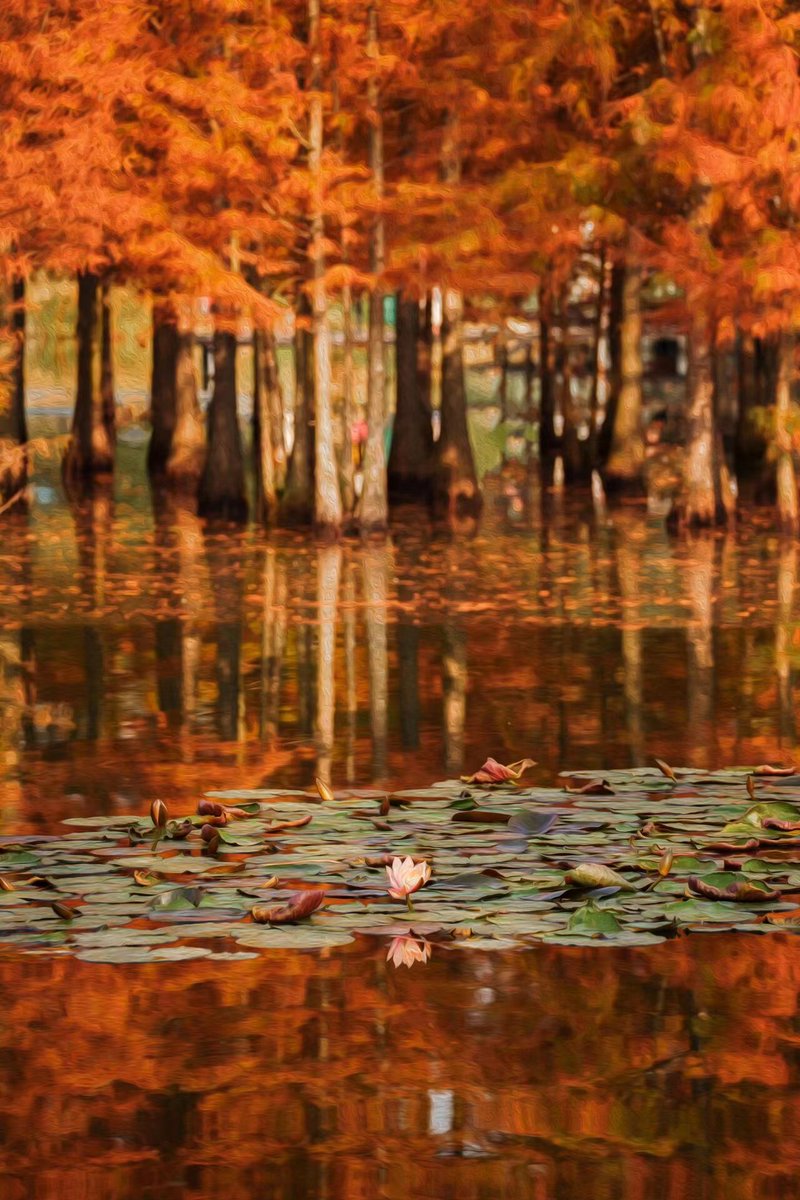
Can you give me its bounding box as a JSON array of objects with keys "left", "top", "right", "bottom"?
[{"left": 1, "top": 934, "right": 799, "bottom": 1200}]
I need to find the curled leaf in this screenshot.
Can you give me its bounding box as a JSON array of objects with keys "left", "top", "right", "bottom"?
[
  {"left": 460, "top": 757, "right": 536, "bottom": 785},
  {"left": 315, "top": 777, "right": 335, "bottom": 801},
  {"left": 658, "top": 850, "right": 674, "bottom": 878},
  {"left": 564, "top": 780, "right": 615, "bottom": 796},
  {"left": 251, "top": 889, "right": 325, "bottom": 925},
  {"left": 264, "top": 815, "right": 313, "bottom": 835},
  {"left": 133, "top": 870, "right": 160, "bottom": 887},
  {"left": 762, "top": 817, "right": 800, "bottom": 832},
  {"left": 150, "top": 799, "right": 168, "bottom": 829},
  {"left": 688, "top": 876, "right": 780, "bottom": 903},
  {"left": 564, "top": 864, "right": 636, "bottom": 892},
  {"left": 0, "top": 876, "right": 14, "bottom": 892},
  {"left": 51, "top": 901, "right": 74, "bottom": 921},
  {"left": 753, "top": 764, "right": 797, "bottom": 776},
  {"left": 654, "top": 758, "right": 678, "bottom": 782}
]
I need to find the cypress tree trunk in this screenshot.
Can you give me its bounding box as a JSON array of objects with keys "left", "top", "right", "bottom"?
[
  {"left": 669, "top": 303, "right": 732, "bottom": 529},
  {"left": 198, "top": 328, "right": 248, "bottom": 522},
  {"left": 309, "top": 0, "right": 342, "bottom": 536},
  {"left": 147, "top": 308, "right": 178, "bottom": 477},
  {"left": 338, "top": 284, "right": 356, "bottom": 515},
  {"left": 775, "top": 332, "right": 798, "bottom": 532},
  {"left": 598, "top": 262, "right": 624, "bottom": 465},
  {"left": 358, "top": 2, "right": 388, "bottom": 533},
  {"left": 280, "top": 315, "right": 314, "bottom": 524},
  {"left": 253, "top": 327, "right": 277, "bottom": 524},
  {"left": 735, "top": 331, "right": 768, "bottom": 479},
  {"left": 602, "top": 265, "right": 645, "bottom": 493},
  {"left": 538, "top": 284, "right": 557, "bottom": 481},
  {"left": 166, "top": 331, "right": 205, "bottom": 488},
  {"left": 100, "top": 285, "right": 115, "bottom": 459},
  {"left": 0, "top": 276, "right": 28, "bottom": 503},
  {"left": 436, "top": 290, "right": 481, "bottom": 516},
  {"left": 63, "top": 271, "right": 115, "bottom": 480},
  {"left": 388, "top": 293, "right": 434, "bottom": 503}
]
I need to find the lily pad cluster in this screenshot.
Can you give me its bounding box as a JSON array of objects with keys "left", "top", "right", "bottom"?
[{"left": 3, "top": 764, "right": 800, "bottom": 961}]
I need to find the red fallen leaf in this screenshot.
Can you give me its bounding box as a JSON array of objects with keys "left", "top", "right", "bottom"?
[
  {"left": 198, "top": 800, "right": 225, "bottom": 817},
  {"left": 564, "top": 780, "right": 615, "bottom": 796},
  {"left": 460, "top": 757, "right": 536, "bottom": 785},
  {"left": 197, "top": 800, "right": 250, "bottom": 819},
  {"left": 762, "top": 818, "right": 800, "bottom": 832},
  {"left": 688, "top": 876, "right": 780, "bottom": 902},
  {"left": 251, "top": 889, "right": 325, "bottom": 924},
  {"left": 264, "top": 815, "right": 313, "bottom": 835},
  {"left": 753, "top": 764, "right": 797, "bottom": 776},
  {"left": 700, "top": 838, "right": 760, "bottom": 853}
]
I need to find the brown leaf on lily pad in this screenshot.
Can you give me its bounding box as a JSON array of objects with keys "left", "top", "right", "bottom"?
[
  {"left": 753, "top": 764, "right": 797, "bottom": 776},
  {"left": 564, "top": 864, "right": 636, "bottom": 891},
  {"left": 460, "top": 757, "right": 536, "bottom": 785},
  {"left": 762, "top": 817, "right": 800, "bottom": 832},
  {"left": 0, "top": 876, "right": 14, "bottom": 892},
  {"left": 51, "top": 901, "right": 75, "bottom": 921},
  {"left": 687, "top": 876, "right": 780, "bottom": 903},
  {"left": 133, "top": 870, "right": 160, "bottom": 887},
  {"left": 451, "top": 809, "right": 511, "bottom": 825},
  {"left": 264, "top": 815, "right": 313, "bottom": 835},
  {"left": 251, "top": 889, "right": 325, "bottom": 925},
  {"left": 654, "top": 758, "right": 678, "bottom": 782},
  {"left": 700, "top": 838, "right": 761, "bottom": 853},
  {"left": 564, "top": 779, "right": 615, "bottom": 796}
]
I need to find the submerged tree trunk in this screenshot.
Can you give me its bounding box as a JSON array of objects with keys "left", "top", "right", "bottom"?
[
  {"left": 436, "top": 290, "right": 480, "bottom": 517},
  {"left": 388, "top": 293, "right": 434, "bottom": 503},
  {"left": 147, "top": 308, "right": 178, "bottom": 477},
  {"left": 198, "top": 328, "right": 248, "bottom": 522},
  {"left": 358, "top": 2, "right": 388, "bottom": 533},
  {"left": 166, "top": 330, "right": 205, "bottom": 488},
  {"left": 0, "top": 276, "right": 28, "bottom": 503},
  {"left": 253, "top": 327, "right": 278, "bottom": 523},
  {"left": 775, "top": 332, "right": 798, "bottom": 532},
  {"left": 602, "top": 265, "right": 645, "bottom": 494},
  {"left": 63, "top": 271, "right": 115, "bottom": 480},
  {"left": 669, "top": 303, "right": 732, "bottom": 530},
  {"left": 315, "top": 544, "right": 342, "bottom": 783}
]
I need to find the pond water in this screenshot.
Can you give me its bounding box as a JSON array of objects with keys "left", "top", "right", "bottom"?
[{"left": 2, "top": 452, "right": 800, "bottom": 1198}]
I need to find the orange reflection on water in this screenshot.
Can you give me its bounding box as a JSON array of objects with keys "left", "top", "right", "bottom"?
[{"left": 1, "top": 933, "right": 800, "bottom": 1199}]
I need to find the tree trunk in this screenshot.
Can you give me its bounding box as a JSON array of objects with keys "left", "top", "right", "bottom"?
[
  {"left": 147, "top": 308, "right": 178, "bottom": 477},
  {"left": 253, "top": 327, "right": 278, "bottom": 523},
  {"left": 280, "top": 314, "right": 314, "bottom": 524},
  {"left": 775, "top": 332, "right": 798, "bottom": 533},
  {"left": 100, "top": 285, "right": 115, "bottom": 459},
  {"left": 602, "top": 265, "right": 645, "bottom": 493},
  {"left": 734, "top": 331, "right": 768, "bottom": 480},
  {"left": 436, "top": 289, "right": 480, "bottom": 517},
  {"left": 338, "top": 283, "right": 356, "bottom": 514},
  {"left": 309, "top": 0, "right": 342, "bottom": 535},
  {"left": 388, "top": 293, "right": 434, "bottom": 503},
  {"left": 539, "top": 282, "right": 557, "bottom": 471},
  {"left": 198, "top": 328, "right": 248, "bottom": 521},
  {"left": 669, "top": 303, "right": 732, "bottom": 529},
  {"left": 166, "top": 331, "right": 205, "bottom": 488},
  {"left": 63, "top": 271, "right": 115, "bottom": 480},
  {"left": 358, "top": 3, "right": 388, "bottom": 533},
  {"left": 0, "top": 276, "right": 28, "bottom": 503}
]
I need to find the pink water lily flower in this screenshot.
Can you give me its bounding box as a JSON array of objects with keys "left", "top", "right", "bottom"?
[
  {"left": 386, "top": 856, "right": 431, "bottom": 905},
  {"left": 386, "top": 936, "right": 432, "bottom": 969}
]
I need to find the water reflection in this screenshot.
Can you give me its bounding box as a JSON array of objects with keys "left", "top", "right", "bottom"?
[
  {"left": 0, "top": 471, "right": 798, "bottom": 829},
  {"left": 2, "top": 935, "right": 800, "bottom": 1199}
]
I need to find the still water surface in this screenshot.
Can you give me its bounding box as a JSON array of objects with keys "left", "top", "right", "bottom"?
[{"left": 2, "top": 456, "right": 800, "bottom": 1198}]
